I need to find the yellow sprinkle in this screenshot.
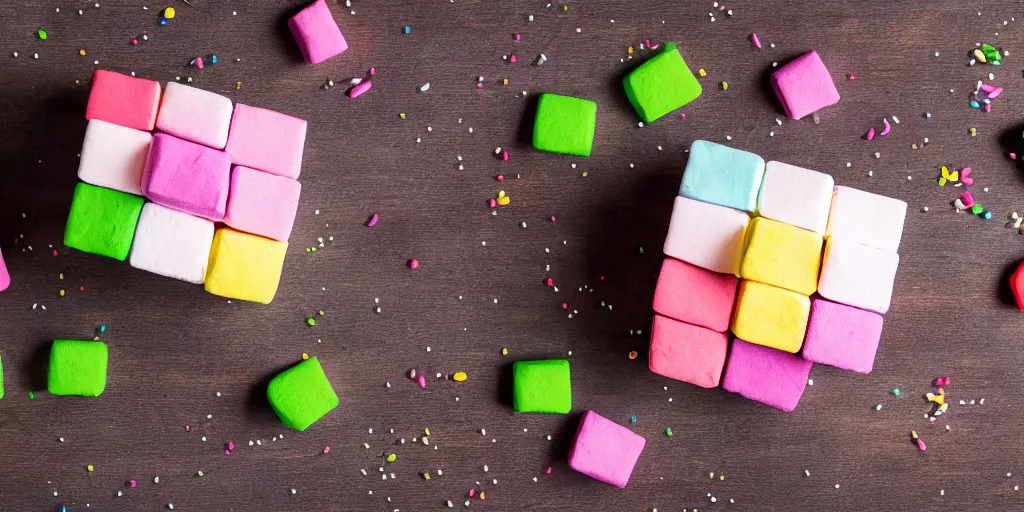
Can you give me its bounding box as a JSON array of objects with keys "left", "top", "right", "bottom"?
[
  {"left": 912, "top": 144, "right": 919, "bottom": 150},
  {"left": 698, "top": 69, "right": 707, "bottom": 77},
  {"left": 424, "top": 428, "right": 431, "bottom": 436},
  {"left": 970, "top": 127, "right": 977, "bottom": 136},
  {"left": 497, "top": 190, "right": 506, "bottom": 199},
  {"left": 87, "top": 465, "right": 94, "bottom": 472},
  {"left": 911, "top": 430, "right": 919, "bottom": 439},
  {"left": 501, "top": 348, "right": 508, "bottom": 356},
  {"left": 721, "top": 81, "right": 729, "bottom": 91},
  {"left": 75, "top": 79, "right": 81, "bottom": 85},
  {"left": 480, "top": 492, "right": 486, "bottom": 500},
  {"left": 59, "top": 290, "right": 65, "bottom": 297},
  {"left": 302, "top": 353, "right": 310, "bottom": 360},
  {"left": 582, "top": 171, "right": 588, "bottom": 177},
  {"left": 59, "top": 273, "right": 64, "bottom": 280},
  {"left": 502, "top": 78, "right": 509, "bottom": 85},
  {"left": 79, "top": 49, "right": 86, "bottom": 56},
  {"left": 974, "top": 48, "right": 987, "bottom": 63},
  {"left": 453, "top": 371, "right": 468, "bottom": 382},
  {"left": 627, "top": 46, "right": 634, "bottom": 54},
  {"left": 719, "top": 475, "right": 725, "bottom": 481},
  {"left": 235, "top": 82, "right": 241, "bottom": 90},
  {"left": 400, "top": 113, "right": 406, "bottom": 119},
  {"left": 423, "top": 473, "right": 430, "bottom": 480},
  {"left": 562, "top": 5, "right": 568, "bottom": 11},
  {"left": 164, "top": 6, "right": 176, "bottom": 19}
]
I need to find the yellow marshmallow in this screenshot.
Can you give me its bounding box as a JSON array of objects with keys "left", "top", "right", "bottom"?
[
  {"left": 204, "top": 228, "right": 288, "bottom": 304},
  {"left": 730, "top": 280, "right": 810, "bottom": 353},
  {"left": 740, "top": 217, "right": 822, "bottom": 295}
]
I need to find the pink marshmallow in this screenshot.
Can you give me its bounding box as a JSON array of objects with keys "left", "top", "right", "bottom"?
[
  {"left": 649, "top": 315, "right": 728, "bottom": 388},
  {"left": 722, "top": 339, "right": 812, "bottom": 412},
  {"left": 156, "top": 82, "right": 234, "bottom": 149},
  {"left": 568, "top": 410, "right": 646, "bottom": 488},
  {"left": 770, "top": 50, "right": 840, "bottom": 120},
  {"left": 224, "top": 166, "right": 302, "bottom": 242},
  {"left": 0, "top": 247, "right": 9, "bottom": 292},
  {"left": 652, "top": 258, "right": 738, "bottom": 332},
  {"left": 225, "top": 104, "right": 307, "bottom": 179},
  {"left": 142, "top": 134, "right": 231, "bottom": 221},
  {"left": 288, "top": 0, "right": 349, "bottom": 64},
  {"left": 802, "top": 298, "right": 884, "bottom": 374}
]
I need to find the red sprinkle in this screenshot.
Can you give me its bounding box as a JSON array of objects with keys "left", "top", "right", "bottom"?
[
  {"left": 130, "top": 38, "right": 138, "bottom": 45},
  {"left": 496, "top": 175, "right": 504, "bottom": 182},
  {"left": 680, "top": 113, "right": 686, "bottom": 119},
  {"left": 561, "top": 303, "right": 567, "bottom": 309},
  {"left": 546, "top": 278, "right": 554, "bottom": 287},
  {"left": 489, "top": 198, "right": 497, "bottom": 208},
  {"left": 195, "top": 57, "right": 204, "bottom": 69},
  {"left": 469, "top": 489, "right": 476, "bottom": 497},
  {"left": 369, "top": 67, "right": 376, "bottom": 76},
  {"left": 1010, "top": 153, "right": 1017, "bottom": 160},
  {"left": 53, "top": 249, "right": 58, "bottom": 256}
]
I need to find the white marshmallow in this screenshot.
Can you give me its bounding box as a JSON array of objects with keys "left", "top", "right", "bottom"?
[
  {"left": 826, "top": 186, "right": 907, "bottom": 252},
  {"left": 817, "top": 238, "right": 899, "bottom": 314},
  {"left": 77, "top": 119, "right": 152, "bottom": 195},
  {"left": 757, "top": 161, "right": 834, "bottom": 235},
  {"left": 156, "top": 82, "right": 233, "bottom": 149},
  {"left": 663, "top": 195, "right": 750, "bottom": 276},
  {"left": 129, "top": 203, "right": 215, "bottom": 284}
]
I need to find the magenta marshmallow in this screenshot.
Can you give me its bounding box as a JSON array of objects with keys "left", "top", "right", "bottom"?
[{"left": 142, "top": 134, "right": 231, "bottom": 221}]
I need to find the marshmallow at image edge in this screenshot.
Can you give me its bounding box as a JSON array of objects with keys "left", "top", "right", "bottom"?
[
  {"left": 568, "top": 410, "right": 646, "bottom": 488},
  {"left": 0, "top": 247, "right": 9, "bottom": 292},
  {"left": 757, "top": 161, "right": 834, "bottom": 235},
  {"left": 78, "top": 120, "right": 152, "bottom": 196},
  {"left": 817, "top": 238, "right": 899, "bottom": 314},
  {"left": 289, "top": 0, "right": 349, "bottom": 65},
  {"left": 129, "top": 203, "right": 215, "bottom": 285},
  {"left": 156, "top": 82, "right": 234, "bottom": 149},
  {"left": 225, "top": 104, "right": 308, "bottom": 179},
  {"left": 663, "top": 196, "right": 749, "bottom": 276},
  {"left": 826, "top": 186, "right": 907, "bottom": 252},
  {"left": 770, "top": 50, "right": 840, "bottom": 120}
]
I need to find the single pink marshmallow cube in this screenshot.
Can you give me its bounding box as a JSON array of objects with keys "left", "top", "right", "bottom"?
[
  {"left": 770, "top": 50, "right": 840, "bottom": 120},
  {"left": 224, "top": 166, "right": 302, "bottom": 242},
  {"left": 0, "top": 247, "right": 9, "bottom": 292},
  {"left": 649, "top": 314, "right": 728, "bottom": 388},
  {"left": 802, "top": 298, "right": 884, "bottom": 374},
  {"left": 568, "top": 410, "right": 646, "bottom": 488},
  {"left": 225, "top": 104, "right": 307, "bottom": 179},
  {"left": 288, "top": 0, "right": 349, "bottom": 64},
  {"left": 652, "top": 258, "right": 738, "bottom": 332},
  {"left": 156, "top": 82, "right": 234, "bottom": 149},
  {"left": 722, "top": 339, "right": 812, "bottom": 412},
  {"left": 142, "top": 134, "right": 231, "bottom": 221}
]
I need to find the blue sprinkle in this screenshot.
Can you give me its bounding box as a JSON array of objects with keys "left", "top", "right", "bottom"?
[
  {"left": 969, "top": 100, "right": 980, "bottom": 109},
  {"left": 99, "top": 324, "right": 107, "bottom": 332},
  {"left": 402, "top": 25, "right": 411, "bottom": 34},
  {"left": 159, "top": 18, "right": 167, "bottom": 25},
  {"left": 210, "top": 55, "right": 217, "bottom": 64},
  {"left": 630, "top": 415, "right": 637, "bottom": 423}
]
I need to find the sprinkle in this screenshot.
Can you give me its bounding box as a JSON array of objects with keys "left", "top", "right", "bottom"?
[
  {"left": 419, "top": 83, "right": 431, "bottom": 92},
  {"left": 699, "top": 69, "right": 707, "bottom": 76},
  {"left": 751, "top": 33, "right": 762, "bottom": 49},
  {"left": 665, "top": 427, "right": 673, "bottom": 437},
  {"left": 628, "top": 351, "right": 638, "bottom": 360},
  {"left": 130, "top": 480, "right": 137, "bottom": 487},
  {"left": 87, "top": 465, "right": 94, "bottom": 472},
  {"left": 880, "top": 118, "right": 891, "bottom": 136},
  {"left": 804, "top": 470, "right": 811, "bottom": 477},
  {"left": 630, "top": 415, "right": 637, "bottom": 423},
  {"left": 866, "top": 128, "right": 875, "bottom": 140},
  {"left": 501, "top": 348, "right": 508, "bottom": 356},
  {"left": 387, "top": 453, "right": 397, "bottom": 462},
  {"left": 349, "top": 80, "right": 372, "bottom": 98},
  {"left": 402, "top": 25, "right": 411, "bottom": 34},
  {"left": 367, "top": 214, "right": 379, "bottom": 226},
  {"left": 38, "top": 29, "right": 48, "bottom": 40},
  {"left": 409, "top": 258, "right": 420, "bottom": 270},
  {"left": 417, "top": 375, "right": 427, "bottom": 388},
  {"left": 453, "top": 371, "right": 468, "bottom": 381},
  {"left": 892, "top": 388, "right": 901, "bottom": 396},
  {"left": 721, "top": 81, "right": 728, "bottom": 90},
  {"left": 164, "top": 6, "right": 176, "bottom": 19}
]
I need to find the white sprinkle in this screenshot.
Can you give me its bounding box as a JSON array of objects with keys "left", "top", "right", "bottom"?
[
  {"left": 154, "top": 476, "right": 160, "bottom": 483},
  {"left": 807, "top": 379, "right": 813, "bottom": 385},
  {"left": 363, "top": 443, "right": 370, "bottom": 449},
  {"left": 835, "top": 484, "right": 840, "bottom": 489},
  {"left": 419, "top": 83, "right": 431, "bottom": 92},
  {"left": 804, "top": 470, "right": 811, "bottom": 476}
]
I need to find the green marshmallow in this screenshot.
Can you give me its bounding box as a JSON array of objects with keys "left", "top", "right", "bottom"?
[
  {"left": 512, "top": 359, "right": 571, "bottom": 413},
  {"left": 532, "top": 94, "right": 597, "bottom": 157},
  {"left": 48, "top": 340, "right": 108, "bottom": 397},
  {"left": 64, "top": 183, "right": 144, "bottom": 261},
  {"left": 623, "top": 42, "right": 702, "bottom": 123},
  {"left": 267, "top": 357, "right": 339, "bottom": 431},
  {"left": 0, "top": 353, "right": 4, "bottom": 400}
]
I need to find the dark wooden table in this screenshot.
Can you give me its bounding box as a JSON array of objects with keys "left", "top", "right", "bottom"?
[{"left": 2, "top": 1, "right": 1024, "bottom": 510}]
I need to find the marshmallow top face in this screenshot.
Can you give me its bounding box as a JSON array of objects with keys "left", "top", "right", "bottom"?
[
  {"left": 512, "top": 359, "right": 571, "bottom": 414},
  {"left": 225, "top": 104, "right": 308, "bottom": 179},
  {"left": 826, "top": 186, "right": 907, "bottom": 252},
  {"left": 680, "top": 140, "right": 765, "bottom": 213},
  {"left": 652, "top": 257, "right": 738, "bottom": 332},
  {"left": 730, "top": 280, "right": 811, "bottom": 354},
  {"left": 740, "top": 216, "right": 823, "bottom": 296},
  {"left": 129, "top": 203, "right": 215, "bottom": 285},
  {"left": 85, "top": 69, "right": 161, "bottom": 131},
  {"left": 817, "top": 238, "right": 899, "bottom": 314},
  {"left": 288, "top": 0, "right": 349, "bottom": 64},
  {"left": 48, "top": 340, "right": 109, "bottom": 397},
  {"left": 802, "top": 298, "right": 885, "bottom": 374},
  {"left": 78, "top": 119, "right": 152, "bottom": 196},
  {"left": 532, "top": 93, "right": 598, "bottom": 157},
  {"left": 204, "top": 228, "right": 289, "bottom": 304},
  {"left": 757, "top": 161, "right": 834, "bottom": 235},
  {"left": 156, "top": 82, "right": 234, "bottom": 149},
  {"left": 142, "top": 134, "right": 232, "bottom": 221},
  {"left": 770, "top": 50, "right": 840, "bottom": 120},
  {"left": 64, "top": 183, "right": 145, "bottom": 261},
  {"left": 649, "top": 314, "right": 728, "bottom": 388},
  {"left": 223, "top": 166, "right": 302, "bottom": 242},
  {"left": 663, "top": 196, "right": 750, "bottom": 277},
  {"left": 267, "top": 357, "right": 339, "bottom": 431},
  {"left": 722, "top": 339, "right": 813, "bottom": 412},
  {"left": 568, "top": 410, "right": 646, "bottom": 488},
  {"left": 623, "top": 43, "right": 702, "bottom": 123}
]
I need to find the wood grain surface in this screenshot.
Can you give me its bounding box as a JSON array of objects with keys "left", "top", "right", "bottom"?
[{"left": 2, "top": 1, "right": 1024, "bottom": 510}]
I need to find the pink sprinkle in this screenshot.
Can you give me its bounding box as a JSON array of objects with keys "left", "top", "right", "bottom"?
[
  {"left": 417, "top": 375, "right": 427, "bottom": 388},
  {"left": 129, "top": 480, "right": 136, "bottom": 488},
  {"left": 323, "top": 446, "right": 331, "bottom": 454},
  {"left": 228, "top": 442, "right": 235, "bottom": 450},
  {"left": 880, "top": 118, "right": 891, "bottom": 136},
  {"left": 751, "top": 33, "right": 762, "bottom": 49},
  {"left": 961, "top": 191, "right": 975, "bottom": 208},
  {"left": 1011, "top": 153, "right": 1017, "bottom": 160},
  {"left": 469, "top": 489, "right": 476, "bottom": 497},
  {"left": 988, "top": 87, "right": 1004, "bottom": 99},
  {"left": 849, "top": 73, "right": 855, "bottom": 80},
  {"left": 961, "top": 168, "right": 974, "bottom": 185},
  {"left": 496, "top": 175, "right": 504, "bottom": 182},
  {"left": 550, "top": 215, "right": 556, "bottom": 222},
  {"left": 195, "top": 57, "right": 204, "bottom": 69},
  {"left": 131, "top": 38, "right": 138, "bottom": 45},
  {"left": 680, "top": 113, "right": 686, "bottom": 119},
  {"left": 510, "top": 54, "right": 517, "bottom": 63},
  {"left": 561, "top": 303, "right": 567, "bottom": 310},
  {"left": 865, "top": 128, "right": 875, "bottom": 141},
  {"left": 369, "top": 67, "right": 376, "bottom": 76},
  {"left": 79, "top": 285, "right": 84, "bottom": 291},
  {"left": 476, "top": 83, "right": 484, "bottom": 89},
  {"left": 409, "top": 259, "right": 420, "bottom": 270},
  {"left": 502, "top": 150, "right": 509, "bottom": 161},
  {"left": 367, "top": 214, "right": 379, "bottom": 227},
  {"left": 185, "top": 425, "right": 191, "bottom": 432},
  {"left": 224, "top": 450, "right": 231, "bottom": 456},
  {"left": 984, "top": 103, "right": 991, "bottom": 112},
  {"left": 349, "top": 80, "right": 373, "bottom": 98},
  {"left": 936, "top": 377, "right": 950, "bottom": 386},
  {"left": 489, "top": 198, "right": 497, "bottom": 208},
  {"left": 546, "top": 467, "right": 552, "bottom": 474},
  {"left": 916, "top": 437, "right": 927, "bottom": 451},
  {"left": 53, "top": 249, "right": 58, "bottom": 256},
  {"left": 514, "top": 33, "right": 520, "bottom": 41},
  {"left": 546, "top": 278, "right": 554, "bottom": 287}
]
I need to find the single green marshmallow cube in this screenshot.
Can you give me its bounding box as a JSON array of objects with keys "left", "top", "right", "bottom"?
[
  {"left": 532, "top": 94, "right": 597, "bottom": 157},
  {"left": 623, "top": 42, "right": 702, "bottom": 123},
  {"left": 48, "top": 340, "right": 108, "bottom": 397},
  {"left": 64, "top": 182, "right": 145, "bottom": 261},
  {"left": 512, "top": 359, "right": 571, "bottom": 413},
  {"left": 267, "top": 357, "right": 339, "bottom": 431},
  {"left": 0, "top": 353, "right": 5, "bottom": 400}
]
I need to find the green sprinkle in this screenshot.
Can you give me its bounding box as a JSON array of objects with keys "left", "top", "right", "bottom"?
[
  {"left": 28, "top": 391, "right": 35, "bottom": 399},
  {"left": 306, "top": 318, "right": 316, "bottom": 327},
  {"left": 38, "top": 29, "right": 47, "bottom": 40},
  {"left": 318, "top": 310, "right": 325, "bottom": 316},
  {"left": 665, "top": 427, "right": 673, "bottom": 437},
  {"left": 639, "top": 246, "right": 645, "bottom": 254},
  {"left": 892, "top": 388, "right": 901, "bottom": 397},
  {"left": 387, "top": 453, "right": 397, "bottom": 463}
]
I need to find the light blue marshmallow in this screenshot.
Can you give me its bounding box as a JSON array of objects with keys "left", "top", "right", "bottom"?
[{"left": 679, "top": 140, "right": 766, "bottom": 213}]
